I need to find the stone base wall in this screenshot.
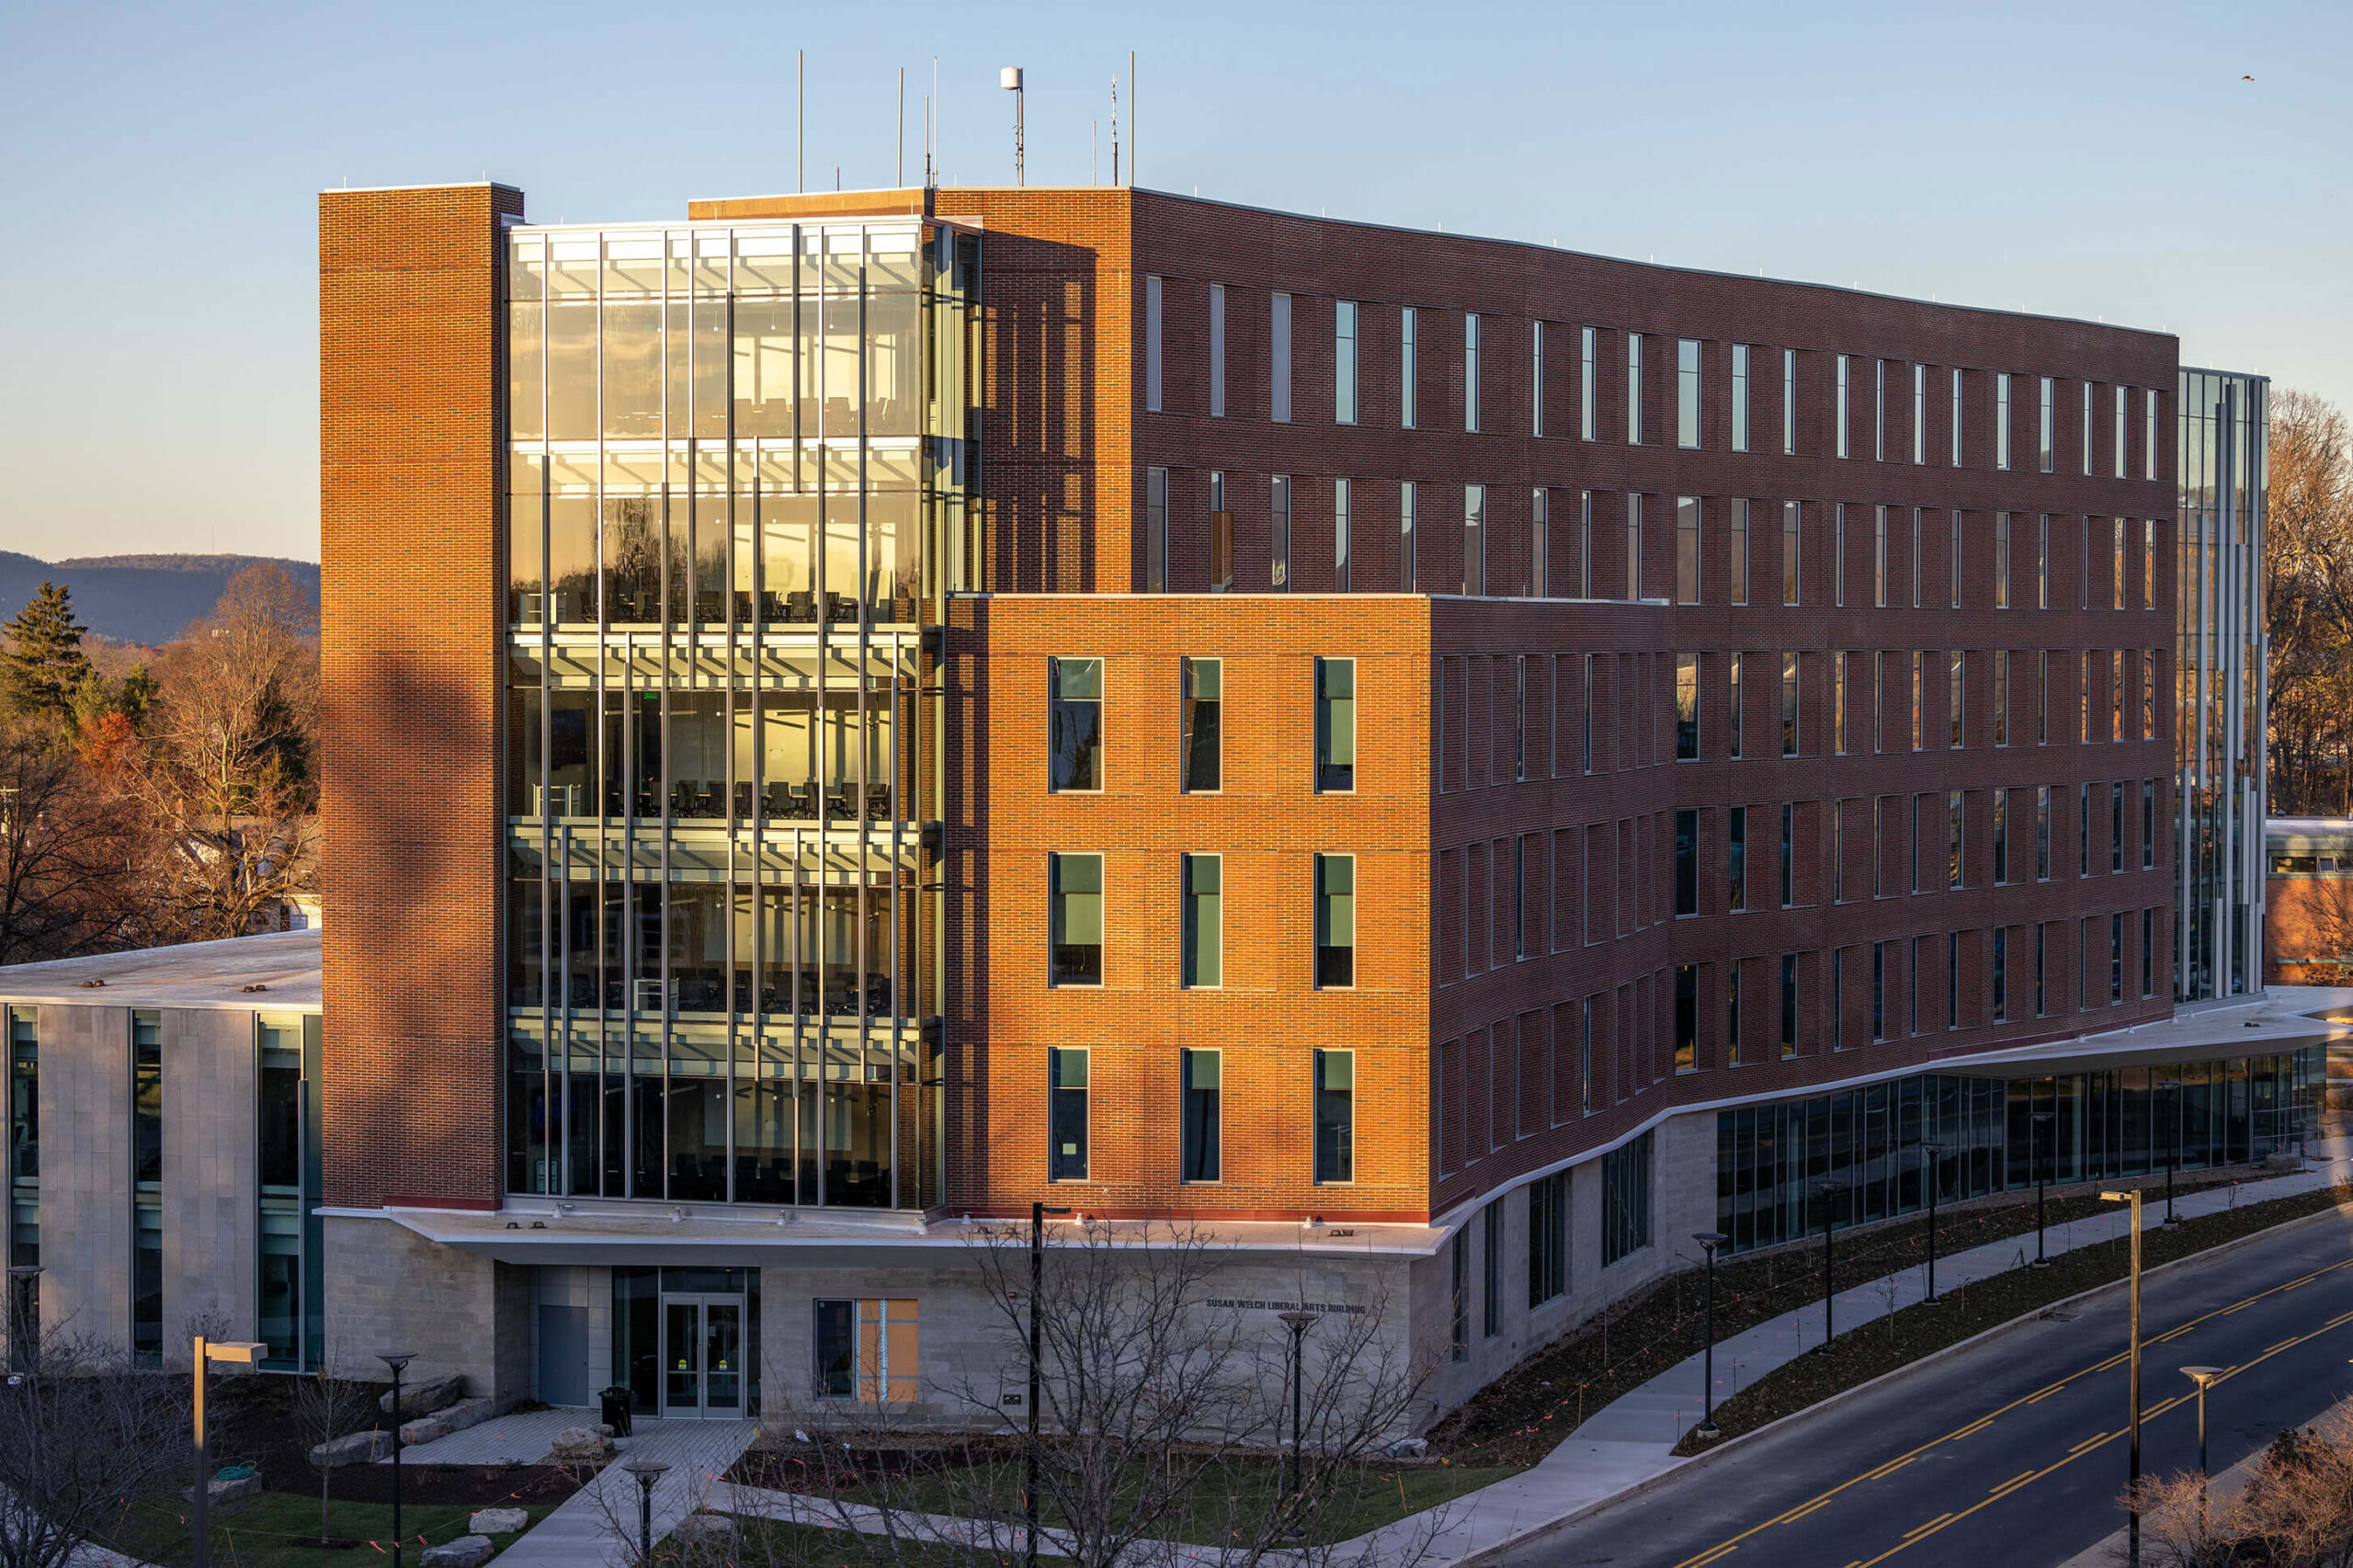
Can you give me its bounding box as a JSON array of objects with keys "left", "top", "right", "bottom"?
[{"left": 322, "top": 1215, "right": 529, "bottom": 1404}]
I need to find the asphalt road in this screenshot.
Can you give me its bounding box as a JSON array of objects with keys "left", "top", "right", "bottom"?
[{"left": 1493, "top": 1205, "right": 2353, "bottom": 1568}]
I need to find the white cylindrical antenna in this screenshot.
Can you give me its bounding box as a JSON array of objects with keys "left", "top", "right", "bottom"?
[
  {"left": 1129, "top": 51, "right": 1136, "bottom": 185},
  {"left": 1110, "top": 76, "right": 1119, "bottom": 186},
  {"left": 1001, "top": 66, "right": 1025, "bottom": 187}
]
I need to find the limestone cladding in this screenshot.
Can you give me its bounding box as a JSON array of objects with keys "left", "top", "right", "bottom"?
[
  {"left": 35, "top": 1004, "right": 132, "bottom": 1344},
  {"left": 323, "top": 1214, "right": 530, "bottom": 1405},
  {"left": 161, "top": 1006, "right": 260, "bottom": 1363}
]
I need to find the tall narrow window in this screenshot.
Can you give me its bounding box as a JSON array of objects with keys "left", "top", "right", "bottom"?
[
  {"left": 2111, "top": 781, "right": 2126, "bottom": 872},
  {"left": 1181, "top": 656, "right": 1222, "bottom": 792},
  {"left": 1182, "top": 854, "right": 1222, "bottom": 987},
  {"left": 1779, "top": 955, "right": 1799, "bottom": 1059},
  {"left": 1529, "top": 488, "right": 1548, "bottom": 598},
  {"left": 2082, "top": 381, "right": 2095, "bottom": 474},
  {"left": 1314, "top": 854, "right": 1356, "bottom": 988},
  {"left": 1727, "top": 805, "right": 1747, "bottom": 912},
  {"left": 2038, "top": 376, "right": 2054, "bottom": 472},
  {"left": 1676, "top": 496, "right": 1699, "bottom": 605},
  {"left": 2143, "top": 907, "right": 2155, "bottom": 995},
  {"left": 1399, "top": 481, "right": 1417, "bottom": 590},
  {"left": 1994, "top": 789, "right": 2009, "bottom": 883},
  {"left": 1180, "top": 1050, "right": 1220, "bottom": 1182},
  {"left": 1627, "top": 333, "right": 1643, "bottom": 444},
  {"left": 1514, "top": 655, "right": 1529, "bottom": 781},
  {"left": 2037, "top": 514, "right": 2049, "bottom": 609},
  {"left": 1270, "top": 473, "right": 1291, "bottom": 589},
  {"left": 1333, "top": 478, "right": 1352, "bottom": 591},
  {"left": 2143, "top": 520, "right": 2156, "bottom": 609},
  {"left": 2116, "top": 384, "right": 2129, "bottom": 478},
  {"left": 1462, "top": 483, "right": 1484, "bottom": 596},
  {"left": 1780, "top": 653, "right": 1799, "bottom": 756},
  {"left": 1144, "top": 275, "right": 1164, "bottom": 413},
  {"left": 1313, "top": 1051, "right": 1354, "bottom": 1183},
  {"left": 1580, "top": 326, "right": 1597, "bottom": 440},
  {"left": 1781, "top": 501, "right": 1800, "bottom": 606},
  {"left": 1948, "top": 790, "right": 1964, "bottom": 889},
  {"left": 2144, "top": 389, "right": 2159, "bottom": 480},
  {"left": 1834, "top": 651, "right": 1847, "bottom": 754},
  {"left": 2143, "top": 778, "right": 2156, "bottom": 868},
  {"left": 2037, "top": 786, "right": 2052, "bottom": 880},
  {"left": 1782, "top": 347, "right": 1797, "bottom": 455},
  {"left": 1270, "top": 292, "right": 1292, "bottom": 424},
  {"left": 1677, "top": 338, "right": 1700, "bottom": 448},
  {"left": 1728, "top": 963, "right": 1745, "bottom": 1063},
  {"left": 1675, "top": 810, "right": 1698, "bottom": 915},
  {"left": 1334, "top": 300, "right": 1358, "bottom": 426},
  {"left": 1530, "top": 320, "right": 1545, "bottom": 437},
  {"left": 1995, "top": 512, "right": 2010, "bottom": 608},
  {"left": 1315, "top": 657, "right": 1357, "bottom": 793},
  {"left": 1627, "top": 494, "right": 1643, "bottom": 599},
  {"left": 1951, "top": 366, "right": 1963, "bottom": 465},
  {"left": 1835, "top": 504, "right": 1847, "bottom": 607},
  {"left": 1995, "top": 649, "right": 2009, "bottom": 745},
  {"left": 1951, "top": 511, "right": 1963, "bottom": 608},
  {"left": 1871, "top": 943, "right": 1886, "bottom": 1039},
  {"left": 1913, "top": 362, "right": 1927, "bottom": 462},
  {"left": 1144, "top": 466, "right": 1167, "bottom": 593},
  {"left": 1675, "top": 654, "right": 1699, "bottom": 759},
  {"left": 1831, "top": 949, "right": 1844, "bottom": 1048},
  {"left": 1996, "top": 372, "right": 2012, "bottom": 470},
  {"left": 1949, "top": 650, "right": 1965, "bottom": 748},
  {"left": 1728, "top": 653, "right": 1744, "bottom": 759},
  {"left": 1911, "top": 652, "right": 1923, "bottom": 749},
  {"left": 1049, "top": 1049, "right": 1089, "bottom": 1179},
  {"left": 1463, "top": 312, "right": 1481, "bottom": 433},
  {"left": 1483, "top": 1203, "right": 1503, "bottom": 1334},
  {"left": 1836, "top": 354, "right": 1851, "bottom": 458},
  {"left": 1583, "top": 653, "right": 1596, "bottom": 772},
  {"left": 2079, "top": 782, "right": 2091, "bottom": 877},
  {"left": 2036, "top": 924, "right": 2047, "bottom": 1015},
  {"left": 1779, "top": 801, "right": 1795, "bottom": 905},
  {"left": 1674, "top": 964, "right": 1698, "bottom": 1071},
  {"left": 1993, "top": 926, "right": 2009, "bottom": 1020},
  {"left": 1730, "top": 499, "right": 1749, "bottom": 605},
  {"left": 1577, "top": 490, "right": 1593, "bottom": 598},
  {"left": 2141, "top": 647, "right": 2155, "bottom": 738},
  {"left": 2110, "top": 912, "right": 2124, "bottom": 1004},
  {"left": 1874, "top": 506, "right": 1888, "bottom": 608},
  {"left": 1873, "top": 358, "right": 1885, "bottom": 461},
  {"left": 1731, "top": 344, "right": 1750, "bottom": 451},
  {"left": 1211, "top": 471, "right": 1232, "bottom": 592},
  {"left": 2112, "top": 518, "right": 2126, "bottom": 610},
  {"left": 1400, "top": 307, "right": 1417, "bottom": 429},
  {"left": 1050, "top": 854, "right": 1104, "bottom": 986},
  {"left": 1209, "top": 283, "right": 1227, "bottom": 418},
  {"left": 1528, "top": 1172, "right": 1568, "bottom": 1306},
  {"left": 1049, "top": 657, "right": 1104, "bottom": 792}
]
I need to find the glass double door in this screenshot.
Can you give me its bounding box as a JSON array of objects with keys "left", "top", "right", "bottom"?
[{"left": 660, "top": 1293, "right": 744, "bottom": 1417}]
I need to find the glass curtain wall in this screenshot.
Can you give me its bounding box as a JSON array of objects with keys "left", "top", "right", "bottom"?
[
  {"left": 2176, "top": 369, "right": 2268, "bottom": 1000},
  {"left": 504, "top": 219, "right": 971, "bottom": 1211},
  {"left": 1715, "top": 1045, "right": 2319, "bottom": 1252}
]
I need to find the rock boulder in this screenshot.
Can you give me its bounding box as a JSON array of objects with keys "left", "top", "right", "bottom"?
[
  {"left": 418, "top": 1535, "right": 494, "bottom": 1568},
  {"left": 468, "top": 1507, "right": 530, "bottom": 1535},
  {"left": 309, "top": 1430, "right": 392, "bottom": 1468},
  {"left": 380, "top": 1375, "right": 466, "bottom": 1419}
]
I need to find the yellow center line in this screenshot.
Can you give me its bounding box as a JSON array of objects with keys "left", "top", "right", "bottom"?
[
  {"left": 1662, "top": 1255, "right": 2353, "bottom": 1568},
  {"left": 2070, "top": 1432, "right": 2111, "bottom": 1453},
  {"left": 1904, "top": 1514, "right": 1954, "bottom": 1539},
  {"left": 1864, "top": 1455, "right": 1916, "bottom": 1481},
  {"left": 1950, "top": 1417, "right": 1994, "bottom": 1439},
  {"left": 1989, "top": 1470, "right": 2036, "bottom": 1494}
]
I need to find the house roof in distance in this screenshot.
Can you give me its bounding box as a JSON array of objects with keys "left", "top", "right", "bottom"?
[{"left": 0, "top": 929, "right": 320, "bottom": 1012}]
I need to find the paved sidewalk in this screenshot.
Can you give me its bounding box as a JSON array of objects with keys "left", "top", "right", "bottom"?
[{"left": 494, "top": 1417, "right": 757, "bottom": 1567}]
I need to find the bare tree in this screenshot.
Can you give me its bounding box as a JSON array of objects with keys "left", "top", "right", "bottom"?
[
  {"left": 0, "top": 717, "right": 157, "bottom": 964},
  {"left": 288, "top": 1349, "right": 379, "bottom": 1547},
  {"left": 136, "top": 563, "right": 320, "bottom": 942},
  {"left": 2266, "top": 390, "right": 2353, "bottom": 818},
  {"left": 0, "top": 1324, "right": 191, "bottom": 1568}
]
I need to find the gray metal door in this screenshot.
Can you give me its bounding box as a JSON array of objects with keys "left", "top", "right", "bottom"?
[{"left": 538, "top": 1303, "right": 590, "bottom": 1407}]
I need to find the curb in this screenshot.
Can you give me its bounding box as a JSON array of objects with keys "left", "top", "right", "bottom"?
[{"left": 1444, "top": 1184, "right": 2353, "bottom": 1568}]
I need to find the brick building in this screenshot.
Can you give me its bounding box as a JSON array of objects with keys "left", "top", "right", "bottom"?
[{"left": 303, "top": 179, "right": 2309, "bottom": 1425}]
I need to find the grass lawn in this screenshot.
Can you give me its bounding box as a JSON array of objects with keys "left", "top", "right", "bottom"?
[{"left": 101, "top": 1489, "right": 561, "bottom": 1567}]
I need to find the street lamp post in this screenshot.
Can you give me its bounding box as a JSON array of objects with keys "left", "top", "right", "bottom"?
[
  {"left": 1692, "top": 1232, "right": 1729, "bottom": 1438},
  {"left": 1026, "top": 1202, "right": 1070, "bottom": 1568},
  {"left": 378, "top": 1352, "right": 415, "bottom": 1568},
  {"left": 2101, "top": 1191, "right": 2145, "bottom": 1568},
  {"left": 2157, "top": 1080, "right": 2183, "bottom": 1223},
  {"left": 2180, "top": 1366, "right": 2223, "bottom": 1540},
  {"left": 191, "top": 1335, "right": 267, "bottom": 1568},
  {"left": 2030, "top": 1110, "right": 2057, "bottom": 1268},
  {"left": 1918, "top": 1142, "right": 1946, "bottom": 1305},
  {"left": 1277, "top": 1310, "right": 1321, "bottom": 1500},
  {"left": 1814, "top": 1180, "right": 1848, "bottom": 1353},
  {"left": 624, "top": 1458, "right": 671, "bottom": 1565}
]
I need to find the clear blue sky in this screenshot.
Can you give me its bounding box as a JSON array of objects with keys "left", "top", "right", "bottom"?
[{"left": 3, "top": 0, "right": 2346, "bottom": 562}]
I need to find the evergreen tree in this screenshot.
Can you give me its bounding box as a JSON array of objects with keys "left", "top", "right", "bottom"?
[{"left": 0, "top": 582, "right": 92, "bottom": 727}]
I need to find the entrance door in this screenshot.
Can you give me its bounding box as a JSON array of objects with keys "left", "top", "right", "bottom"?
[{"left": 660, "top": 1294, "right": 745, "bottom": 1417}]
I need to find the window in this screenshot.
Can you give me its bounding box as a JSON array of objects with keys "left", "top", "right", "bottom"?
[
  {"left": 1584, "top": 653, "right": 1597, "bottom": 771},
  {"left": 2036, "top": 924, "right": 2048, "bottom": 1015},
  {"left": 1781, "top": 653, "right": 1799, "bottom": 757},
  {"left": 2037, "top": 514, "right": 2049, "bottom": 609},
  {"left": 1782, "top": 348, "right": 1797, "bottom": 455},
  {"left": 1464, "top": 312, "right": 1481, "bottom": 432},
  {"left": 1269, "top": 293, "right": 1292, "bottom": 423},
  {"left": 1400, "top": 307, "right": 1417, "bottom": 429},
  {"left": 1627, "top": 333, "right": 1643, "bottom": 443},
  {"left": 1602, "top": 1131, "right": 1653, "bottom": 1265},
  {"left": 1182, "top": 854, "right": 1222, "bottom": 987},
  {"left": 1834, "top": 651, "right": 1847, "bottom": 753},
  {"left": 1334, "top": 479, "right": 1352, "bottom": 592},
  {"left": 1732, "top": 344, "right": 1750, "bottom": 451},
  {"left": 1462, "top": 483, "right": 1484, "bottom": 595},
  {"left": 1835, "top": 504, "right": 1847, "bottom": 607},
  {"left": 1482, "top": 1201, "right": 1503, "bottom": 1335},
  {"left": 1580, "top": 326, "right": 1597, "bottom": 440},
  {"left": 1728, "top": 963, "right": 1745, "bottom": 1064},
  {"left": 2080, "top": 783, "right": 2091, "bottom": 876},
  {"left": 1996, "top": 373, "right": 2012, "bottom": 470},
  {"left": 1049, "top": 1048, "right": 1090, "bottom": 1178},
  {"left": 1677, "top": 338, "right": 1700, "bottom": 448},
  {"left": 1948, "top": 790, "right": 1964, "bottom": 889},
  {"left": 2083, "top": 381, "right": 2095, "bottom": 474},
  {"left": 1779, "top": 501, "right": 1800, "bottom": 606},
  {"left": 1050, "top": 854, "right": 1104, "bottom": 985},
  {"left": 1315, "top": 657, "right": 1356, "bottom": 792},
  {"left": 1728, "top": 653, "right": 1744, "bottom": 759},
  {"left": 1181, "top": 1050, "right": 1221, "bottom": 1182},
  {"left": 2143, "top": 520, "right": 2157, "bottom": 609},
  {"left": 1580, "top": 997, "right": 1594, "bottom": 1112},
  {"left": 2037, "top": 786, "right": 2052, "bottom": 880},
  {"left": 1267, "top": 474, "right": 1291, "bottom": 589},
  {"left": 1675, "top": 963, "right": 1698, "bottom": 1071},
  {"left": 2143, "top": 907, "right": 2155, "bottom": 995},
  {"left": 2037, "top": 649, "right": 2049, "bottom": 744},
  {"left": 1947, "top": 930, "right": 1961, "bottom": 1028},
  {"left": 1314, "top": 1050, "right": 1354, "bottom": 1183},
  {"left": 1911, "top": 652, "right": 1923, "bottom": 749},
  {"left": 1675, "top": 809, "right": 1699, "bottom": 915},
  {"left": 1871, "top": 942, "right": 1886, "bottom": 1039},
  {"left": 1994, "top": 789, "right": 2009, "bottom": 883},
  {"left": 1144, "top": 276, "right": 1164, "bottom": 413},
  {"left": 1676, "top": 495, "right": 1699, "bottom": 604},
  {"left": 1530, "top": 321, "right": 1545, "bottom": 438},
  {"left": 1995, "top": 650, "right": 2009, "bottom": 747},
  {"left": 1727, "top": 805, "right": 1747, "bottom": 912},
  {"left": 1730, "top": 499, "right": 1749, "bottom": 605},
  {"left": 2110, "top": 912, "right": 2125, "bottom": 1004},
  {"left": 813, "top": 1298, "right": 919, "bottom": 1401},
  {"left": 2116, "top": 385, "right": 2130, "bottom": 478},
  {"left": 1335, "top": 300, "right": 1358, "bottom": 426},
  {"left": 1949, "top": 650, "right": 1965, "bottom": 748},
  {"left": 131, "top": 1009, "right": 161, "bottom": 1188},
  {"left": 2038, "top": 376, "right": 2054, "bottom": 472},
  {"left": 2143, "top": 778, "right": 2156, "bottom": 868},
  {"left": 1994, "top": 512, "right": 2010, "bottom": 609},
  {"left": 1513, "top": 655, "right": 1528, "bottom": 781},
  {"left": 1874, "top": 506, "right": 1887, "bottom": 608},
  {"left": 1836, "top": 355, "right": 1851, "bottom": 458},
  {"left": 1951, "top": 366, "right": 1964, "bottom": 465},
  {"left": 1779, "top": 955, "right": 1798, "bottom": 1057},
  {"left": 1831, "top": 948, "right": 1843, "bottom": 1049},
  {"left": 2112, "top": 781, "right": 2126, "bottom": 872},
  {"left": 1144, "top": 466, "right": 1167, "bottom": 593},
  {"left": 1913, "top": 362, "right": 1927, "bottom": 463},
  {"left": 1181, "top": 657, "right": 1222, "bottom": 792},
  {"left": 1779, "top": 801, "right": 1794, "bottom": 906},
  {"left": 1211, "top": 471, "right": 1232, "bottom": 592},
  {"left": 2145, "top": 389, "right": 2159, "bottom": 480},
  {"left": 1951, "top": 511, "right": 1963, "bottom": 608},
  {"left": 1627, "top": 494, "right": 1643, "bottom": 599},
  {"left": 1994, "top": 926, "right": 2009, "bottom": 1020},
  {"left": 1528, "top": 1172, "right": 1568, "bottom": 1307},
  {"left": 1529, "top": 488, "right": 1547, "bottom": 597},
  {"left": 1675, "top": 655, "right": 1699, "bottom": 759},
  {"left": 1874, "top": 358, "right": 1885, "bottom": 461},
  {"left": 1048, "top": 657, "right": 1103, "bottom": 791},
  {"left": 1314, "top": 854, "right": 1356, "bottom": 988},
  {"left": 1450, "top": 1233, "right": 1469, "bottom": 1361},
  {"left": 1399, "top": 482, "right": 1416, "bottom": 591},
  {"left": 1209, "top": 284, "right": 1227, "bottom": 417}
]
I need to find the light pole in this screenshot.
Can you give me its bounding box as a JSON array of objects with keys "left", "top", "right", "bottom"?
[
  {"left": 1814, "top": 1179, "right": 1848, "bottom": 1353},
  {"left": 5, "top": 1262, "right": 39, "bottom": 1375},
  {"left": 1000, "top": 67, "right": 1026, "bottom": 187},
  {"left": 1692, "top": 1232, "right": 1729, "bottom": 1438},
  {"left": 624, "top": 1458, "right": 670, "bottom": 1565},
  {"left": 2030, "top": 1110, "right": 2057, "bottom": 1267},
  {"left": 2180, "top": 1365, "right": 2222, "bottom": 1540},
  {"left": 2101, "top": 1190, "right": 2144, "bottom": 1567},
  {"left": 1026, "top": 1201, "right": 1069, "bottom": 1568},
  {"left": 191, "top": 1335, "right": 267, "bottom": 1568},
  {"left": 379, "top": 1352, "right": 415, "bottom": 1568},
  {"left": 1278, "top": 1310, "right": 1321, "bottom": 1499},
  {"left": 1918, "top": 1142, "right": 1946, "bottom": 1305},
  {"left": 2157, "top": 1080, "right": 2183, "bottom": 1223}
]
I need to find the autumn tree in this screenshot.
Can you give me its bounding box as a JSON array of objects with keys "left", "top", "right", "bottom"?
[
  {"left": 0, "top": 717, "right": 156, "bottom": 964},
  {"left": 2266, "top": 390, "right": 2353, "bottom": 817},
  {"left": 0, "top": 584, "right": 92, "bottom": 733}
]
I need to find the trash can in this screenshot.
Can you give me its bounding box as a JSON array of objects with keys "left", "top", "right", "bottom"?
[{"left": 598, "top": 1385, "right": 634, "bottom": 1437}]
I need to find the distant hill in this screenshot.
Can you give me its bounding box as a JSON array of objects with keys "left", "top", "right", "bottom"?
[{"left": 0, "top": 553, "right": 320, "bottom": 647}]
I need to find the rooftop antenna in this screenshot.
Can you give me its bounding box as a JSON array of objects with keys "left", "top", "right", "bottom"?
[
  {"left": 797, "top": 50, "right": 806, "bottom": 194},
  {"left": 897, "top": 66, "right": 905, "bottom": 187},
  {"left": 925, "top": 94, "right": 934, "bottom": 187},
  {"left": 1130, "top": 50, "right": 1136, "bottom": 186},
  {"left": 1001, "top": 66, "right": 1025, "bottom": 187},
  {"left": 1110, "top": 76, "right": 1120, "bottom": 187}
]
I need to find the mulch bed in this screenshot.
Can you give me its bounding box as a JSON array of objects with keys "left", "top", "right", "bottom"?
[{"left": 202, "top": 1375, "right": 585, "bottom": 1507}]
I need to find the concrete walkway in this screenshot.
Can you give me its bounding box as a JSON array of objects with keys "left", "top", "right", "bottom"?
[{"left": 493, "top": 1416, "right": 757, "bottom": 1567}]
